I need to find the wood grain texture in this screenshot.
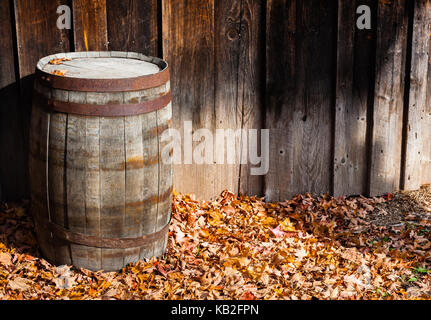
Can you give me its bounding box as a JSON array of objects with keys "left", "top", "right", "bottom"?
[
  {"left": 164, "top": 0, "right": 263, "bottom": 199},
  {"left": 423, "top": 4, "right": 431, "bottom": 185},
  {"left": 154, "top": 103, "right": 173, "bottom": 257},
  {"left": 265, "top": 0, "right": 336, "bottom": 201},
  {"left": 73, "top": 0, "right": 108, "bottom": 51},
  {"left": 29, "top": 104, "right": 55, "bottom": 261},
  {"left": 214, "top": 0, "right": 242, "bottom": 197},
  {"left": 163, "top": 0, "right": 216, "bottom": 200},
  {"left": 47, "top": 109, "right": 71, "bottom": 265},
  {"left": 214, "top": 0, "right": 264, "bottom": 197},
  {"left": 13, "top": 0, "right": 70, "bottom": 198},
  {"left": 123, "top": 115, "right": 144, "bottom": 265},
  {"left": 236, "top": 0, "right": 264, "bottom": 196},
  {"left": 140, "top": 109, "right": 160, "bottom": 259},
  {"left": 65, "top": 112, "right": 88, "bottom": 267},
  {"left": 402, "top": 0, "right": 431, "bottom": 190},
  {"left": 14, "top": 0, "right": 70, "bottom": 77},
  {"left": 334, "top": 0, "right": 375, "bottom": 196},
  {"left": 99, "top": 116, "right": 126, "bottom": 271},
  {"left": 369, "top": 0, "right": 408, "bottom": 196},
  {"left": 0, "top": 0, "right": 26, "bottom": 200},
  {"left": 106, "top": 0, "right": 158, "bottom": 55}
]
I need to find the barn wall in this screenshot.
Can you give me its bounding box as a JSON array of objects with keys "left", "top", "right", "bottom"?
[{"left": 0, "top": 0, "right": 429, "bottom": 201}]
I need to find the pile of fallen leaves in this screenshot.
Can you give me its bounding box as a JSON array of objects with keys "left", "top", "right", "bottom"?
[{"left": 1, "top": 188, "right": 431, "bottom": 300}]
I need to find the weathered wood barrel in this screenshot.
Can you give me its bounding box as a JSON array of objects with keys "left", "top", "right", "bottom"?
[{"left": 29, "top": 52, "right": 172, "bottom": 271}]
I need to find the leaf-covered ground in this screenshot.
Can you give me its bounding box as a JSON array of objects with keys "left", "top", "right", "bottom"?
[{"left": 1, "top": 188, "right": 431, "bottom": 300}]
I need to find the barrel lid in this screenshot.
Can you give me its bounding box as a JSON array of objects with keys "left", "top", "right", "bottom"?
[{"left": 35, "top": 51, "right": 169, "bottom": 92}]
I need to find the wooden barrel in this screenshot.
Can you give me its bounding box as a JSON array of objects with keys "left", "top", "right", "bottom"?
[{"left": 29, "top": 52, "right": 172, "bottom": 271}]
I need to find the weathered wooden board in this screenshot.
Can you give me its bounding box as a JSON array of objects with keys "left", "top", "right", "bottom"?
[
  {"left": 13, "top": 0, "right": 70, "bottom": 198},
  {"left": 73, "top": 0, "right": 108, "bottom": 51},
  {"left": 99, "top": 116, "right": 126, "bottom": 271},
  {"left": 334, "top": 0, "right": 375, "bottom": 196},
  {"left": 424, "top": 3, "right": 431, "bottom": 185},
  {"left": 214, "top": 0, "right": 264, "bottom": 197},
  {"left": 65, "top": 112, "right": 89, "bottom": 268},
  {"left": 123, "top": 114, "right": 144, "bottom": 265},
  {"left": 402, "top": 0, "right": 431, "bottom": 190},
  {"left": 139, "top": 110, "right": 159, "bottom": 259},
  {"left": 29, "top": 104, "right": 55, "bottom": 261},
  {"left": 106, "top": 0, "right": 159, "bottom": 55},
  {"left": 369, "top": 0, "right": 408, "bottom": 196},
  {"left": 236, "top": 0, "right": 264, "bottom": 196},
  {"left": 163, "top": 0, "right": 264, "bottom": 199},
  {"left": 265, "top": 0, "right": 336, "bottom": 201},
  {"left": 154, "top": 103, "right": 173, "bottom": 257},
  {"left": 213, "top": 0, "right": 242, "bottom": 197},
  {"left": 47, "top": 108, "right": 72, "bottom": 266},
  {"left": 0, "top": 0, "right": 26, "bottom": 200},
  {"left": 162, "top": 0, "right": 217, "bottom": 200}
]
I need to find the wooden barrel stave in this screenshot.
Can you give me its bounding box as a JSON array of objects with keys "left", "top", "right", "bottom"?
[
  {"left": 29, "top": 104, "right": 55, "bottom": 262},
  {"left": 139, "top": 110, "right": 160, "bottom": 260},
  {"left": 123, "top": 115, "right": 143, "bottom": 265},
  {"left": 30, "top": 52, "right": 172, "bottom": 271},
  {"left": 47, "top": 112, "right": 72, "bottom": 266},
  {"left": 154, "top": 103, "right": 173, "bottom": 257}
]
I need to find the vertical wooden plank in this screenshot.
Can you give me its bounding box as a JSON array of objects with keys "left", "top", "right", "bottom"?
[
  {"left": 73, "top": 0, "right": 108, "bottom": 51},
  {"left": 163, "top": 0, "right": 216, "bottom": 200},
  {"left": 214, "top": 0, "right": 242, "bottom": 196},
  {"left": 123, "top": 115, "right": 144, "bottom": 265},
  {"left": 48, "top": 106, "right": 71, "bottom": 265},
  {"left": 100, "top": 116, "right": 126, "bottom": 271},
  {"left": 106, "top": 0, "right": 158, "bottom": 55},
  {"left": 139, "top": 110, "right": 160, "bottom": 259},
  {"left": 83, "top": 113, "right": 102, "bottom": 271},
  {"left": 29, "top": 104, "right": 55, "bottom": 261},
  {"left": 402, "top": 0, "right": 431, "bottom": 190},
  {"left": 265, "top": 0, "right": 336, "bottom": 201},
  {"left": 334, "top": 0, "right": 375, "bottom": 196},
  {"left": 0, "top": 0, "right": 26, "bottom": 200},
  {"left": 14, "top": 0, "right": 70, "bottom": 77},
  {"left": 214, "top": 0, "right": 264, "bottom": 197},
  {"left": 154, "top": 103, "right": 173, "bottom": 257},
  {"left": 65, "top": 111, "right": 88, "bottom": 268},
  {"left": 424, "top": 5, "right": 431, "bottom": 184},
  {"left": 237, "top": 0, "right": 264, "bottom": 196},
  {"left": 369, "top": 0, "right": 408, "bottom": 196},
  {"left": 14, "top": 0, "right": 70, "bottom": 198}
]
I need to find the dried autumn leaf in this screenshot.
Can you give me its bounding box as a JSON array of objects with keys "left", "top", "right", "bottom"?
[
  {"left": 51, "top": 69, "right": 68, "bottom": 76},
  {"left": 8, "top": 277, "right": 31, "bottom": 291},
  {"left": 269, "top": 225, "right": 286, "bottom": 239},
  {"left": 0, "top": 252, "right": 12, "bottom": 266},
  {"left": 48, "top": 57, "right": 71, "bottom": 65},
  {"left": 241, "top": 291, "right": 256, "bottom": 300}
]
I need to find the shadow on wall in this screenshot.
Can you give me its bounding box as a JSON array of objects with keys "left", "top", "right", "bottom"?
[{"left": 0, "top": 75, "right": 34, "bottom": 201}]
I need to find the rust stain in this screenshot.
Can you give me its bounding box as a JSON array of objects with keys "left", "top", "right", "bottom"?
[
  {"left": 123, "top": 155, "right": 158, "bottom": 169},
  {"left": 125, "top": 156, "right": 145, "bottom": 169},
  {"left": 125, "top": 186, "right": 173, "bottom": 208}
]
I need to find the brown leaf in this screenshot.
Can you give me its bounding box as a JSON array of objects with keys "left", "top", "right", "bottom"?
[
  {"left": 51, "top": 69, "right": 68, "bottom": 76},
  {"left": 48, "top": 57, "right": 71, "bottom": 65},
  {"left": 8, "top": 277, "right": 31, "bottom": 291},
  {"left": 0, "top": 252, "right": 12, "bottom": 266}
]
